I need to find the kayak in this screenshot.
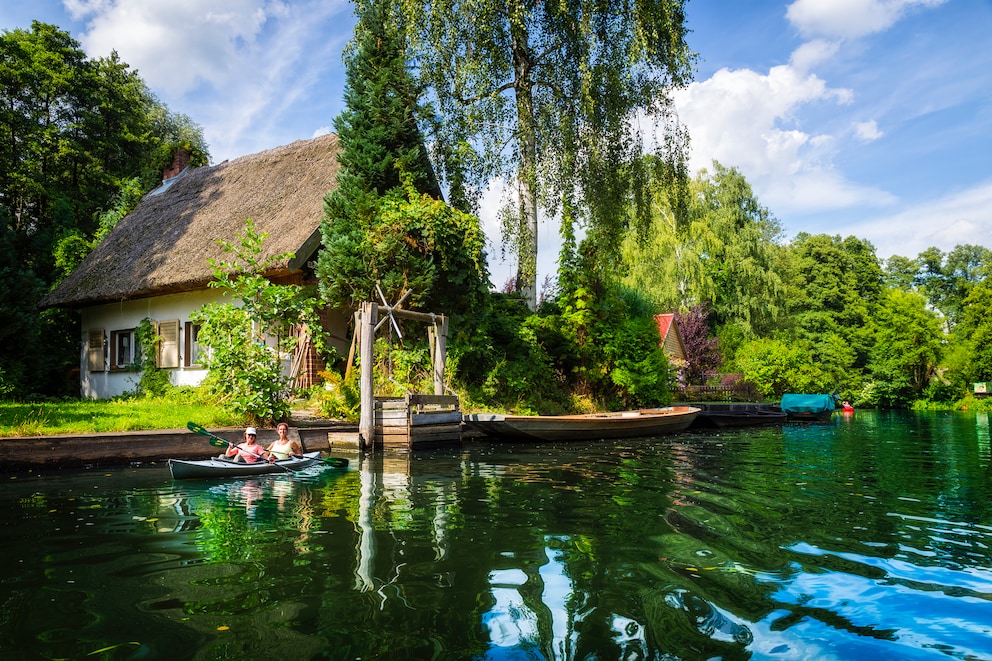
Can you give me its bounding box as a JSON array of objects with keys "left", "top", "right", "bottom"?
[{"left": 168, "top": 451, "right": 322, "bottom": 480}]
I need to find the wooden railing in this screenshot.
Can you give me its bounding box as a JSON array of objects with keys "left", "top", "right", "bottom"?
[{"left": 677, "top": 381, "right": 759, "bottom": 402}]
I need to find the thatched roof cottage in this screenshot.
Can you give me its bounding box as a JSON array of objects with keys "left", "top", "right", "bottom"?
[{"left": 41, "top": 134, "right": 348, "bottom": 399}]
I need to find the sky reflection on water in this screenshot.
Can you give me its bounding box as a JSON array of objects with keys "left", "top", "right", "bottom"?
[{"left": 0, "top": 410, "right": 990, "bottom": 660}]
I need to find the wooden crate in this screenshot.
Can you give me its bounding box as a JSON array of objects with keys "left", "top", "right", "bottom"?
[{"left": 375, "top": 394, "right": 461, "bottom": 449}]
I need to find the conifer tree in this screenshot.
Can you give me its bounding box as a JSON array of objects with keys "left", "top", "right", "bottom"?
[{"left": 317, "top": 0, "right": 486, "bottom": 314}]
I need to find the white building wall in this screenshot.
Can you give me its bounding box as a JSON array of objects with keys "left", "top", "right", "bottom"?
[{"left": 79, "top": 290, "right": 225, "bottom": 399}]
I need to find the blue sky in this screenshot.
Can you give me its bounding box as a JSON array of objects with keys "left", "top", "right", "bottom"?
[{"left": 3, "top": 0, "right": 990, "bottom": 287}]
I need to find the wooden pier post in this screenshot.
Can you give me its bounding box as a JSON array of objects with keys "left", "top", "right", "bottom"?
[{"left": 358, "top": 301, "right": 378, "bottom": 450}]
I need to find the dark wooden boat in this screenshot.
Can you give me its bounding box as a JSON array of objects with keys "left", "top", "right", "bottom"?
[
  {"left": 780, "top": 394, "right": 837, "bottom": 421},
  {"left": 464, "top": 406, "right": 700, "bottom": 441},
  {"left": 693, "top": 409, "right": 787, "bottom": 428},
  {"left": 168, "top": 451, "right": 322, "bottom": 479}
]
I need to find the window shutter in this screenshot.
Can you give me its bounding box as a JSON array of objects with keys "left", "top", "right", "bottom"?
[
  {"left": 157, "top": 319, "right": 180, "bottom": 368},
  {"left": 87, "top": 329, "right": 106, "bottom": 373}
]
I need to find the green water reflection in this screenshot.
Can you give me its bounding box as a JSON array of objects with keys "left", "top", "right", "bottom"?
[{"left": 0, "top": 410, "right": 989, "bottom": 660}]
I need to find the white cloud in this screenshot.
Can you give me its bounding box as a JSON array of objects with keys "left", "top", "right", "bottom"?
[
  {"left": 71, "top": 0, "right": 351, "bottom": 162},
  {"left": 77, "top": 0, "right": 271, "bottom": 96},
  {"left": 673, "top": 1, "right": 956, "bottom": 222},
  {"left": 672, "top": 63, "right": 883, "bottom": 216},
  {"left": 851, "top": 181, "right": 992, "bottom": 258},
  {"left": 766, "top": 169, "right": 896, "bottom": 217},
  {"left": 789, "top": 38, "right": 840, "bottom": 72},
  {"left": 786, "top": 0, "right": 948, "bottom": 40},
  {"left": 854, "top": 120, "right": 883, "bottom": 141}
]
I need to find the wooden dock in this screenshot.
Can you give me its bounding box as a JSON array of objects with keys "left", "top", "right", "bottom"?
[{"left": 375, "top": 394, "right": 462, "bottom": 449}]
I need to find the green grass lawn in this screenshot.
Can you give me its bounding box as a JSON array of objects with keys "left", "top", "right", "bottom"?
[{"left": 0, "top": 398, "right": 243, "bottom": 437}]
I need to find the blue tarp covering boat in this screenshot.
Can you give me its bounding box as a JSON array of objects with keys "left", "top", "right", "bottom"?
[{"left": 780, "top": 394, "right": 837, "bottom": 421}]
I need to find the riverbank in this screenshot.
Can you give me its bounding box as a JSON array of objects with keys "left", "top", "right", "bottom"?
[{"left": 0, "top": 420, "right": 361, "bottom": 471}]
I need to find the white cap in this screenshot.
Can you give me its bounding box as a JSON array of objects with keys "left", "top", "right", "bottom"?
[{"left": 245, "top": 427, "right": 257, "bottom": 435}]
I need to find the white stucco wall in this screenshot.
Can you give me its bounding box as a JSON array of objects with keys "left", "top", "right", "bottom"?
[{"left": 79, "top": 290, "right": 225, "bottom": 399}]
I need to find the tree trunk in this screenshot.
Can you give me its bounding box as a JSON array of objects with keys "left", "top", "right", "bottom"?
[{"left": 510, "top": 8, "right": 538, "bottom": 311}]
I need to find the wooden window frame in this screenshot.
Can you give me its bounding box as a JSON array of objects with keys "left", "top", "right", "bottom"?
[
  {"left": 184, "top": 321, "right": 203, "bottom": 368},
  {"left": 109, "top": 329, "right": 137, "bottom": 372}
]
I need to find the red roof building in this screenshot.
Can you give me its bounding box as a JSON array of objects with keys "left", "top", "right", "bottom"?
[{"left": 654, "top": 313, "right": 687, "bottom": 362}]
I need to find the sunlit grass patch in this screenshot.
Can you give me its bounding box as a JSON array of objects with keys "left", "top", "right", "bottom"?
[{"left": 0, "top": 390, "right": 242, "bottom": 437}]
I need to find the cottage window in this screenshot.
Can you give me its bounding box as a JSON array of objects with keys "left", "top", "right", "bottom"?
[
  {"left": 184, "top": 322, "right": 202, "bottom": 368},
  {"left": 87, "top": 329, "right": 106, "bottom": 373},
  {"left": 110, "top": 329, "right": 136, "bottom": 370},
  {"left": 156, "top": 319, "right": 181, "bottom": 368}
]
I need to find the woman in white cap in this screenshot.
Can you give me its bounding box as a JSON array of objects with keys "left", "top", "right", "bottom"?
[{"left": 224, "top": 427, "right": 268, "bottom": 463}]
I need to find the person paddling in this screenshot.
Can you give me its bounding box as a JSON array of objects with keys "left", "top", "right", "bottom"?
[
  {"left": 223, "top": 427, "right": 269, "bottom": 463},
  {"left": 265, "top": 422, "right": 303, "bottom": 461}
]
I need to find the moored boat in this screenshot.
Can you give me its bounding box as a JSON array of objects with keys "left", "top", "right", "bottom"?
[
  {"left": 464, "top": 406, "right": 700, "bottom": 441},
  {"left": 780, "top": 394, "right": 837, "bottom": 421},
  {"left": 692, "top": 408, "right": 788, "bottom": 428},
  {"left": 169, "top": 451, "right": 323, "bottom": 480}
]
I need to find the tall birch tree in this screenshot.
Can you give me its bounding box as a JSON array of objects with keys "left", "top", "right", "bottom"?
[{"left": 401, "top": 0, "right": 694, "bottom": 309}]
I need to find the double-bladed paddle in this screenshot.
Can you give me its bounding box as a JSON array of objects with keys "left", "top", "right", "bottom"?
[
  {"left": 186, "top": 422, "right": 348, "bottom": 469},
  {"left": 187, "top": 421, "right": 299, "bottom": 473}
]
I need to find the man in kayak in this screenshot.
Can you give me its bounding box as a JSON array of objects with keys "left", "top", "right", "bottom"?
[
  {"left": 265, "top": 422, "right": 303, "bottom": 461},
  {"left": 223, "top": 427, "right": 269, "bottom": 463}
]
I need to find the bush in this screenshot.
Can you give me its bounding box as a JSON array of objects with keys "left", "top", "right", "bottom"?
[{"left": 308, "top": 371, "right": 360, "bottom": 421}]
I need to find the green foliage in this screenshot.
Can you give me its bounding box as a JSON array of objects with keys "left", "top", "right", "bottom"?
[
  {"left": 193, "top": 220, "right": 329, "bottom": 424},
  {"left": 781, "top": 234, "right": 882, "bottom": 392},
  {"left": 317, "top": 1, "right": 487, "bottom": 319},
  {"left": 320, "top": 176, "right": 489, "bottom": 318},
  {"left": 401, "top": 0, "right": 694, "bottom": 308},
  {"left": 864, "top": 289, "right": 944, "bottom": 408},
  {"left": 193, "top": 302, "right": 290, "bottom": 424},
  {"left": 910, "top": 394, "right": 992, "bottom": 412},
  {"left": 732, "top": 338, "right": 824, "bottom": 399},
  {"left": 134, "top": 318, "right": 173, "bottom": 397},
  {"left": 955, "top": 280, "right": 992, "bottom": 382},
  {"left": 917, "top": 244, "right": 992, "bottom": 331},
  {"left": 198, "top": 309, "right": 288, "bottom": 420},
  {"left": 603, "top": 315, "right": 674, "bottom": 408},
  {"left": 308, "top": 371, "right": 361, "bottom": 421},
  {"left": 0, "top": 22, "right": 208, "bottom": 398},
  {"left": 54, "top": 177, "right": 146, "bottom": 280},
  {"left": 622, "top": 161, "right": 786, "bottom": 338},
  {"left": 464, "top": 266, "right": 675, "bottom": 412},
  {"left": 334, "top": 0, "right": 440, "bottom": 200},
  {"left": 448, "top": 293, "right": 566, "bottom": 414}
]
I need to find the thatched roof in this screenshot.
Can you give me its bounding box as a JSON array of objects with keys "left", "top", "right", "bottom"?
[{"left": 41, "top": 134, "right": 341, "bottom": 309}]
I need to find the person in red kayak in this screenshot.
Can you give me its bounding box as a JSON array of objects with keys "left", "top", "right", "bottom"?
[{"left": 842, "top": 400, "right": 855, "bottom": 413}]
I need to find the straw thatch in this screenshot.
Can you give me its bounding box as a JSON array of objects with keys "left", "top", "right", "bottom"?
[{"left": 41, "top": 134, "right": 341, "bottom": 309}]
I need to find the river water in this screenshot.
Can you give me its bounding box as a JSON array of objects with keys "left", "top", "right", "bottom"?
[{"left": 0, "top": 410, "right": 990, "bottom": 660}]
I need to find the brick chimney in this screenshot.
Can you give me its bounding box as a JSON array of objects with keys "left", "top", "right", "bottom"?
[{"left": 162, "top": 148, "right": 191, "bottom": 181}]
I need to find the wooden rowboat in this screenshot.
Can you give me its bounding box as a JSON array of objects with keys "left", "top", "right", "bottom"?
[
  {"left": 464, "top": 406, "right": 700, "bottom": 441},
  {"left": 168, "top": 451, "right": 322, "bottom": 480}
]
